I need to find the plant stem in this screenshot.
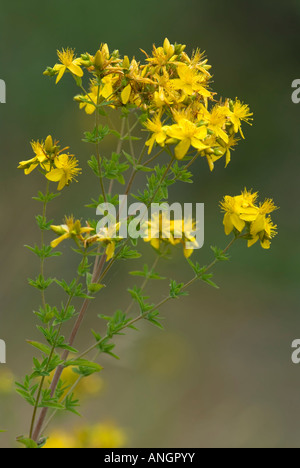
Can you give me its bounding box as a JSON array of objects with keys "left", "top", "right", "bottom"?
[
  {"left": 76, "top": 236, "right": 237, "bottom": 360},
  {"left": 31, "top": 253, "right": 87, "bottom": 441}
]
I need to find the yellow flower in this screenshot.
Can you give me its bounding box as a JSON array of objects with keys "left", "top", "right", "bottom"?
[
  {"left": 220, "top": 190, "right": 278, "bottom": 249},
  {"left": 145, "top": 115, "right": 169, "bottom": 154},
  {"left": 248, "top": 200, "right": 278, "bottom": 249},
  {"left": 43, "top": 430, "right": 76, "bottom": 449},
  {"left": 144, "top": 38, "right": 177, "bottom": 69},
  {"left": 223, "top": 135, "right": 240, "bottom": 167},
  {"left": 199, "top": 103, "right": 229, "bottom": 143},
  {"left": 121, "top": 83, "right": 132, "bottom": 104},
  {"left": 49, "top": 366, "right": 103, "bottom": 399},
  {"left": 220, "top": 189, "right": 259, "bottom": 235},
  {"left": 53, "top": 48, "right": 83, "bottom": 84},
  {"left": 101, "top": 74, "right": 119, "bottom": 100},
  {"left": 172, "top": 218, "right": 199, "bottom": 258},
  {"left": 46, "top": 154, "right": 81, "bottom": 190},
  {"left": 50, "top": 216, "right": 93, "bottom": 248},
  {"left": 0, "top": 369, "right": 14, "bottom": 394},
  {"left": 167, "top": 117, "right": 208, "bottom": 159},
  {"left": 172, "top": 63, "right": 211, "bottom": 98},
  {"left": 18, "top": 140, "right": 48, "bottom": 174},
  {"left": 248, "top": 215, "right": 277, "bottom": 249},
  {"left": 85, "top": 223, "right": 121, "bottom": 261},
  {"left": 143, "top": 212, "right": 174, "bottom": 250},
  {"left": 229, "top": 100, "right": 253, "bottom": 138},
  {"left": 77, "top": 84, "right": 98, "bottom": 114},
  {"left": 76, "top": 422, "right": 126, "bottom": 449}
]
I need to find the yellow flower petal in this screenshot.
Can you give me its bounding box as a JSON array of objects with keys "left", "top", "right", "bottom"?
[
  {"left": 51, "top": 232, "right": 70, "bottom": 248},
  {"left": 121, "top": 84, "right": 132, "bottom": 105},
  {"left": 46, "top": 169, "right": 63, "bottom": 182},
  {"left": 106, "top": 242, "right": 115, "bottom": 261},
  {"left": 175, "top": 138, "right": 191, "bottom": 160},
  {"left": 55, "top": 65, "right": 66, "bottom": 84},
  {"left": 68, "top": 63, "right": 83, "bottom": 77}
]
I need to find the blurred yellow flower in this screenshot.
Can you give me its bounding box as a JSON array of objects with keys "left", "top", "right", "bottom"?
[
  {"left": 44, "top": 430, "right": 76, "bottom": 449},
  {"left": 0, "top": 369, "right": 14, "bottom": 394},
  {"left": 76, "top": 422, "right": 126, "bottom": 449},
  {"left": 44, "top": 422, "right": 126, "bottom": 449}
]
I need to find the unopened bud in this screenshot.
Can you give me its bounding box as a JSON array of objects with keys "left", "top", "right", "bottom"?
[
  {"left": 163, "top": 38, "right": 171, "bottom": 53},
  {"left": 94, "top": 50, "right": 103, "bottom": 68},
  {"left": 214, "top": 148, "right": 224, "bottom": 156},
  {"left": 44, "top": 135, "right": 53, "bottom": 152},
  {"left": 51, "top": 225, "right": 66, "bottom": 235},
  {"left": 123, "top": 55, "right": 130, "bottom": 69}
]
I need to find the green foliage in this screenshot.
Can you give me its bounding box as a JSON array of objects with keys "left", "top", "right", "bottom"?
[
  {"left": 83, "top": 125, "right": 110, "bottom": 144},
  {"left": 64, "top": 359, "right": 102, "bottom": 376},
  {"left": 55, "top": 278, "right": 93, "bottom": 299},
  {"left": 211, "top": 245, "right": 230, "bottom": 261},
  {"left": 86, "top": 272, "right": 105, "bottom": 293},
  {"left": 169, "top": 280, "right": 189, "bottom": 298},
  {"left": 130, "top": 264, "right": 166, "bottom": 280},
  {"left": 91, "top": 331, "right": 119, "bottom": 359},
  {"left": 32, "top": 191, "right": 60, "bottom": 203},
  {"left": 28, "top": 275, "right": 55, "bottom": 291},
  {"left": 102, "top": 152, "right": 129, "bottom": 184},
  {"left": 35, "top": 215, "right": 53, "bottom": 231},
  {"left": 118, "top": 245, "right": 141, "bottom": 260},
  {"left": 65, "top": 394, "right": 81, "bottom": 416},
  {"left": 86, "top": 193, "right": 119, "bottom": 209},
  {"left": 133, "top": 164, "right": 173, "bottom": 204},
  {"left": 170, "top": 161, "right": 193, "bottom": 183},
  {"left": 16, "top": 436, "right": 38, "bottom": 449},
  {"left": 25, "top": 244, "right": 62, "bottom": 259},
  {"left": 187, "top": 259, "right": 219, "bottom": 289},
  {"left": 99, "top": 310, "right": 133, "bottom": 338}
]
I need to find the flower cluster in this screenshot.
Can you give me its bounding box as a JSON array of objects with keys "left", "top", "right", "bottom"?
[
  {"left": 44, "top": 39, "right": 252, "bottom": 171},
  {"left": 143, "top": 213, "right": 199, "bottom": 258},
  {"left": 220, "top": 189, "right": 278, "bottom": 249},
  {"left": 18, "top": 135, "right": 81, "bottom": 190}
]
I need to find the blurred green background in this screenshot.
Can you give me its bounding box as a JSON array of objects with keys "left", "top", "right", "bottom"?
[{"left": 0, "top": 0, "right": 300, "bottom": 448}]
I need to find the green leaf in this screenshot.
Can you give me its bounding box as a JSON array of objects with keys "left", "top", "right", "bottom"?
[
  {"left": 130, "top": 264, "right": 166, "bottom": 280},
  {"left": 64, "top": 359, "right": 102, "bottom": 373},
  {"left": 27, "top": 341, "right": 51, "bottom": 355},
  {"left": 16, "top": 436, "right": 38, "bottom": 449},
  {"left": 118, "top": 245, "right": 141, "bottom": 260},
  {"left": 169, "top": 280, "right": 189, "bottom": 298},
  {"left": 210, "top": 246, "right": 230, "bottom": 261}
]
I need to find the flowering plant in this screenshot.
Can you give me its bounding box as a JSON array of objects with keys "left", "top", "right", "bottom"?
[{"left": 15, "top": 39, "right": 277, "bottom": 448}]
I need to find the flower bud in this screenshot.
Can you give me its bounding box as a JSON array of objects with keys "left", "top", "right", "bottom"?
[
  {"left": 45, "top": 135, "right": 53, "bottom": 152},
  {"left": 123, "top": 55, "right": 130, "bottom": 69},
  {"left": 163, "top": 38, "right": 171, "bottom": 53},
  {"left": 51, "top": 225, "right": 66, "bottom": 235},
  {"left": 94, "top": 50, "right": 103, "bottom": 68}
]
